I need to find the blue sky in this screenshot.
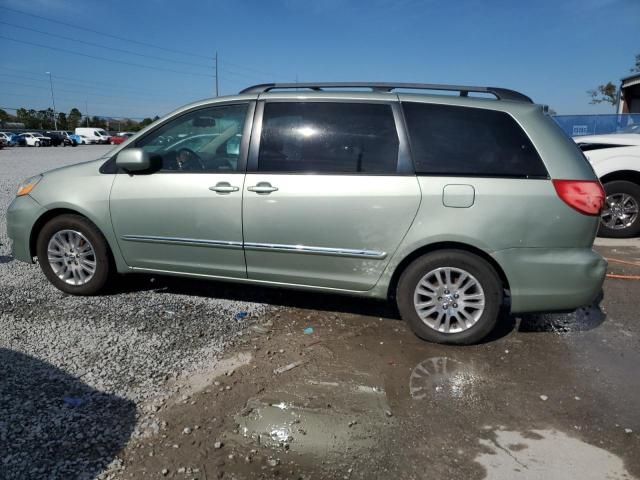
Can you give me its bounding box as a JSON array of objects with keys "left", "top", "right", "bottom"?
[{"left": 0, "top": 0, "right": 638, "bottom": 119}]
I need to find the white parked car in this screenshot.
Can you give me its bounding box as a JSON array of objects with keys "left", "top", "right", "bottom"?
[
  {"left": 74, "top": 127, "right": 111, "bottom": 144},
  {"left": 77, "top": 134, "right": 95, "bottom": 145},
  {"left": 22, "top": 132, "right": 51, "bottom": 147},
  {"left": 574, "top": 133, "right": 640, "bottom": 238}
]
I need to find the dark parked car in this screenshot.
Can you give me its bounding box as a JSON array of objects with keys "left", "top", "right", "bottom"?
[{"left": 45, "top": 131, "right": 72, "bottom": 147}]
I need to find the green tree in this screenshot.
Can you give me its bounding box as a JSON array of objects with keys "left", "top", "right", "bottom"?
[
  {"left": 0, "top": 108, "right": 9, "bottom": 122},
  {"left": 56, "top": 112, "right": 68, "bottom": 130},
  {"left": 588, "top": 52, "right": 639, "bottom": 107},
  {"left": 588, "top": 81, "right": 618, "bottom": 106},
  {"left": 68, "top": 108, "right": 82, "bottom": 129},
  {"left": 16, "top": 108, "right": 40, "bottom": 129},
  {"left": 631, "top": 53, "right": 640, "bottom": 73},
  {"left": 139, "top": 117, "right": 154, "bottom": 128}
]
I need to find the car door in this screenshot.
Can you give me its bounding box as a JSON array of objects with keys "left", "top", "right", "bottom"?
[
  {"left": 242, "top": 97, "right": 421, "bottom": 291},
  {"left": 110, "top": 101, "right": 254, "bottom": 278}
]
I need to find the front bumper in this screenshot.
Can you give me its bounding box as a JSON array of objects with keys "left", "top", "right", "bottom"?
[
  {"left": 492, "top": 247, "right": 607, "bottom": 313},
  {"left": 6, "top": 195, "right": 45, "bottom": 263}
]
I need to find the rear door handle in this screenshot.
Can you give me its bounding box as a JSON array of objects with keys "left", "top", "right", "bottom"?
[
  {"left": 209, "top": 182, "right": 239, "bottom": 194},
  {"left": 247, "top": 182, "right": 278, "bottom": 194}
]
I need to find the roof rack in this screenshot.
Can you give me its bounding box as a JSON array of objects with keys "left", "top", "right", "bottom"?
[{"left": 239, "top": 82, "right": 533, "bottom": 103}]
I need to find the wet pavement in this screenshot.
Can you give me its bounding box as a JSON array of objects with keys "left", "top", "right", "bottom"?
[{"left": 112, "top": 243, "right": 640, "bottom": 480}]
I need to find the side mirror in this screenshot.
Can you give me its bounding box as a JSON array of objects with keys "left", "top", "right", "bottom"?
[{"left": 116, "top": 148, "right": 150, "bottom": 172}]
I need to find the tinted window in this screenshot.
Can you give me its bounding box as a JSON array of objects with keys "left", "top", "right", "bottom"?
[
  {"left": 403, "top": 102, "right": 548, "bottom": 178},
  {"left": 258, "top": 102, "right": 399, "bottom": 174},
  {"left": 134, "top": 103, "right": 248, "bottom": 173}
]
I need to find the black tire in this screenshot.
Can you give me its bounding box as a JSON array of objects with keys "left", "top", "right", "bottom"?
[
  {"left": 598, "top": 180, "right": 640, "bottom": 238},
  {"left": 36, "top": 214, "right": 111, "bottom": 295},
  {"left": 397, "top": 250, "right": 503, "bottom": 345}
]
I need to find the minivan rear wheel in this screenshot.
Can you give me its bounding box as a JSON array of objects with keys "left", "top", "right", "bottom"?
[
  {"left": 36, "top": 214, "right": 111, "bottom": 295},
  {"left": 397, "top": 250, "right": 503, "bottom": 345},
  {"left": 599, "top": 180, "right": 640, "bottom": 238}
]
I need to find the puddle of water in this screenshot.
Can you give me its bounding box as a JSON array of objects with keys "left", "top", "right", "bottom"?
[
  {"left": 409, "top": 357, "right": 482, "bottom": 402},
  {"left": 235, "top": 381, "right": 391, "bottom": 456},
  {"left": 236, "top": 398, "right": 376, "bottom": 454},
  {"left": 475, "top": 428, "right": 634, "bottom": 479}
]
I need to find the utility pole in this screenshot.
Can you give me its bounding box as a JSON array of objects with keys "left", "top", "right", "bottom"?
[
  {"left": 46, "top": 71, "right": 57, "bottom": 130},
  {"left": 215, "top": 51, "right": 219, "bottom": 97},
  {"left": 85, "top": 100, "right": 89, "bottom": 127}
]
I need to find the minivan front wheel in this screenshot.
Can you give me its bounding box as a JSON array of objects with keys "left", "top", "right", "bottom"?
[
  {"left": 36, "top": 214, "right": 111, "bottom": 295},
  {"left": 397, "top": 250, "right": 503, "bottom": 345}
]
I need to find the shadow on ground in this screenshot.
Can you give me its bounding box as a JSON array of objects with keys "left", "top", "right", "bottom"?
[
  {"left": 108, "top": 274, "right": 607, "bottom": 342},
  {"left": 110, "top": 273, "right": 403, "bottom": 319},
  {"left": 0, "top": 348, "right": 136, "bottom": 479}
]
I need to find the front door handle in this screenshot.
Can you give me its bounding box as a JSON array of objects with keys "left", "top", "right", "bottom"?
[
  {"left": 209, "top": 182, "right": 239, "bottom": 194},
  {"left": 247, "top": 182, "right": 278, "bottom": 194}
]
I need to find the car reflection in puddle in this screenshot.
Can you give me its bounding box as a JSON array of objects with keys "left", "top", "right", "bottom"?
[{"left": 409, "top": 356, "right": 483, "bottom": 402}]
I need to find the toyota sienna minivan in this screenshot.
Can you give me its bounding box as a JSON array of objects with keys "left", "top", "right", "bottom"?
[{"left": 7, "top": 82, "right": 607, "bottom": 344}]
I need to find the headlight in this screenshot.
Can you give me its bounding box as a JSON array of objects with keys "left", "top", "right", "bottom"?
[{"left": 16, "top": 175, "right": 43, "bottom": 197}]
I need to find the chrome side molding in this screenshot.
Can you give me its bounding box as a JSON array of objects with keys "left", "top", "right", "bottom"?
[
  {"left": 121, "top": 235, "right": 387, "bottom": 259},
  {"left": 243, "top": 242, "right": 387, "bottom": 259},
  {"left": 121, "top": 235, "right": 243, "bottom": 249}
]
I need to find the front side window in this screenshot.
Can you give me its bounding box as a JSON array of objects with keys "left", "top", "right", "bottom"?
[
  {"left": 258, "top": 102, "right": 399, "bottom": 174},
  {"left": 134, "top": 103, "right": 249, "bottom": 173},
  {"left": 403, "top": 102, "right": 548, "bottom": 178}
]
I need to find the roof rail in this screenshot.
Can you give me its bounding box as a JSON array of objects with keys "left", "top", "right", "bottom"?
[{"left": 239, "top": 82, "right": 533, "bottom": 103}]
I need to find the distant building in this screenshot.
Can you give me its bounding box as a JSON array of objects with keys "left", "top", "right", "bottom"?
[{"left": 618, "top": 73, "right": 640, "bottom": 114}]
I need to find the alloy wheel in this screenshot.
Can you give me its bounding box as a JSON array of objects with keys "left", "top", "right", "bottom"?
[
  {"left": 413, "top": 267, "right": 485, "bottom": 333},
  {"left": 47, "top": 229, "right": 97, "bottom": 286},
  {"left": 601, "top": 193, "right": 639, "bottom": 230}
]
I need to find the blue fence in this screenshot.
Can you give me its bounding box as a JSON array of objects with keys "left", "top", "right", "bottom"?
[{"left": 553, "top": 114, "right": 640, "bottom": 137}]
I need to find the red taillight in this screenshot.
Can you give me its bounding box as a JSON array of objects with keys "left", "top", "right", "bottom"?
[{"left": 552, "top": 180, "right": 605, "bottom": 216}]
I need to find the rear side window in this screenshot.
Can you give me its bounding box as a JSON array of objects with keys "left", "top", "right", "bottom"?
[
  {"left": 403, "top": 102, "right": 548, "bottom": 178},
  {"left": 258, "top": 102, "right": 399, "bottom": 174}
]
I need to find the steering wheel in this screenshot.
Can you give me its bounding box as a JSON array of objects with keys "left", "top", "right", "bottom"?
[{"left": 175, "top": 148, "right": 206, "bottom": 171}]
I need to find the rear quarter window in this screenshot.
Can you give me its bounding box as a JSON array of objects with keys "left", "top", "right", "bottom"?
[{"left": 402, "top": 102, "right": 548, "bottom": 178}]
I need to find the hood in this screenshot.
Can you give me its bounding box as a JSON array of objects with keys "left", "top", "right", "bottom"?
[{"left": 573, "top": 133, "right": 640, "bottom": 146}]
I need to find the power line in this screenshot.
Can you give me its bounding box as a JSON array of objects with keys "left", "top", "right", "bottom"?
[
  {"left": 2, "top": 90, "right": 176, "bottom": 113},
  {"left": 1, "top": 4, "right": 215, "bottom": 61},
  {"left": 0, "top": 73, "right": 186, "bottom": 101},
  {"left": 221, "top": 60, "right": 274, "bottom": 78},
  {"left": 0, "top": 79, "right": 182, "bottom": 105},
  {"left": 0, "top": 34, "right": 216, "bottom": 78},
  {"left": 0, "top": 67, "right": 179, "bottom": 96},
  {"left": 0, "top": 21, "right": 215, "bottom": 71}
]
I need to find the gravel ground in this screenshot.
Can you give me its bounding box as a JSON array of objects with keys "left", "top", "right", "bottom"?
[{"left": 0, "top": 146, "right": 270, "bottom": 479}]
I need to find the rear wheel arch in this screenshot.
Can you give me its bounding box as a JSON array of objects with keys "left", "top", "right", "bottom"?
[
  {"left": 600, "top": 170, "right": 640, "bottom": 187},
  {"left": 387, "top": 241, "right": 510, "bottom": 301}
]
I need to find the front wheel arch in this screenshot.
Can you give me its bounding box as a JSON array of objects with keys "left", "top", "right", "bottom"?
[{"left": 30, "top": 209, "right": 116, "bottom": 271}]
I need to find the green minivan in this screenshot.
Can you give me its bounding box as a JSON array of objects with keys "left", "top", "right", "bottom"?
[{"left": 6, "top": 82, "right": 607, "bottom": 344}]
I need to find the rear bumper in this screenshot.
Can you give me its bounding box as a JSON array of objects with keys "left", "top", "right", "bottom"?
[
  {"left": 492, "top": 247, "right": 606, "bottom": 313},
  {"left": 6, "top": 195, "right": 44, "bottom": 263}
]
